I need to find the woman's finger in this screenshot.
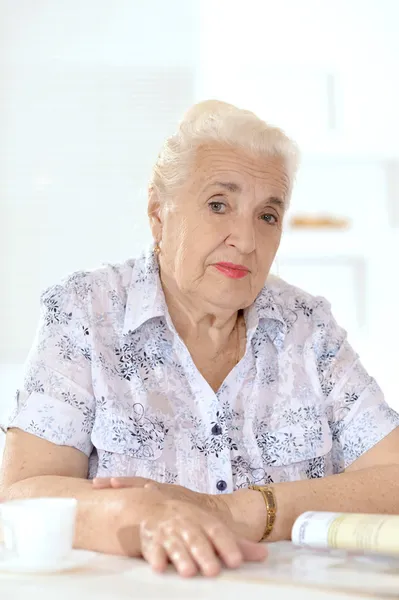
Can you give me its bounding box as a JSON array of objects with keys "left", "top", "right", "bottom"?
[
  {"left": 202, "top": 521, "right": 243, "bottom": 569},
  {"left": 110, "top": 477, "right": 150, "bottom": 489},
  {"left": 161, "top": 533, "right": 198, "bottom": 578},
  {"left": 237, "top": 538, "right": 268, "bottom": 562},
  {"left": 143, "top": 481, "right": 160, "bottom": 491},
  {"left": 138, "top": 503, "right": 266, "bottom": 578},
  {"left": 180, "top": 524, "right": 222, "bottom": 577},
  {"left": 141, "top": 538, "right": 169, "bottom": 574},
  {"left": 93, "top": 476, "right": 150, "bottom": 489},
  {"left": 92, "top": 477, "right": 112, "bottom": 488}
]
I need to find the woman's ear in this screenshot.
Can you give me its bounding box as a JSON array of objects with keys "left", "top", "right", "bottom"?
[{"left": 148, "top": 186, "right": 162, "bottom": 241}]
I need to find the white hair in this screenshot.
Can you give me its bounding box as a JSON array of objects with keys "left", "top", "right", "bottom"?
[{"left": 150, "top": 99, "right": 300, "bottom": 204}]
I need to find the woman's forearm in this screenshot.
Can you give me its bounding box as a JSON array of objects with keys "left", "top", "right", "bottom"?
[
  {"left": 3, "top": 476, "right": 148, "bottom": 556},
  {"left": 226, "top": 465, "right": 399, "bottom": 542}
]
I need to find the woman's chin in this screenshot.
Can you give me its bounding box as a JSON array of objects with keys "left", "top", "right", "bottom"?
[{"left": 204, "top": 287, "right": 253, "bottom": 311}]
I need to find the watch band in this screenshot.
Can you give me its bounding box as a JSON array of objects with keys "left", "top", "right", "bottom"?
[{"left": 248, "top": 484, "right": 277, "bottom": 541}]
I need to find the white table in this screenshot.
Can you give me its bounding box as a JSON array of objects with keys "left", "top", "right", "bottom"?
[{"left": 0, "top": 547, "right": 392, "bottom": 600}]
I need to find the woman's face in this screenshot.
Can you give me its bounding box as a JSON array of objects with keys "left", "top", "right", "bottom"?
[{"left": 150, "top": 143, "right": 290, "bottom": 312}]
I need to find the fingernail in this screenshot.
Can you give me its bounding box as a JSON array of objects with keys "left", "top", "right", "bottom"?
[
  {"left": 227, "top": 552, "right": 242, "bottom": 567},
  {"left": 203, "top": 562, "right": 221, "bottom": 577},
  {"left": 179, "top": 563, "right": 197, "bottom": 577}
]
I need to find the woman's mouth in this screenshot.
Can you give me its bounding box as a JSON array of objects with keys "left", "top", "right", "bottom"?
[{"left": 214, "top": 262, "right": 250, "bottom": 279}]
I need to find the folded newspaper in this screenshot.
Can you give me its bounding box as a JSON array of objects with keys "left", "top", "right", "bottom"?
[{"left": 223, "top": 512, "right": 399, "bottom": 597}]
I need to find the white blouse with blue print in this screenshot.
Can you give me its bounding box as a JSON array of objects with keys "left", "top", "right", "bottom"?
[{"left": 5, "top": 248, "right": 399, "bottom": 494}]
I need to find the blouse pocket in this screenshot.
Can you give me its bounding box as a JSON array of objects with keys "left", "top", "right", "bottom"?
[
  {"left": 91, "top": 414, "right": 171, "bottom": 481},
  {"left": 254, "top": 417, "right": 333, "bottom": 482},
  {"left": 91, "top": 402, "right": 170, "bottom": 461},
  {"left": 90, "top": 444, "right": 171, "bottom": 481}
]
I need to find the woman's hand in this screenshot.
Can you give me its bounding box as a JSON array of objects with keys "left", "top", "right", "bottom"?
[
  {"left": 93, "top": 476, "right": 232, "bottom": 526},
  {"left": 135, "top": 491, "right": 267, "bottom": 577},
  {"left": 94, "top": 479, "right": 266, "bottom": 575},
  {"left": 93, "top": 476, "right": 267, "bottom": 542},
  {"left": 93, "top": 476, "right": 200, "bottom": 505}
]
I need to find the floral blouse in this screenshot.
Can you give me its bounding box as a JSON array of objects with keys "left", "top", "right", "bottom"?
[{"left": 4, "top": 248, "right": 399, "bottom": 494}]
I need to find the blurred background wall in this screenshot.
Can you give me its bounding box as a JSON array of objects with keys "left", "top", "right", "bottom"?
[{"left": 1, "top": 0, "right": 399, "bottom": 454}]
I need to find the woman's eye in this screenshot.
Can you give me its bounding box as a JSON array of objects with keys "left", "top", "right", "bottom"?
[
  {"left": 209, "top": 201, "right": 226, "bottom": 213},
  {"left": 261, "top": 213, "right": 278, "bottom": 224}
]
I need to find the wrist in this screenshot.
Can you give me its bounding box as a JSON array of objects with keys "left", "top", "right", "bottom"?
[
  {"left": 200, "top": 492, "right": 233, "bottom": 526},
  {"left": 268, "top": 483, "right": 295, "bottom": 542},
  {"left": 222, "top": 489, "right": 266, "bottom": 541}
]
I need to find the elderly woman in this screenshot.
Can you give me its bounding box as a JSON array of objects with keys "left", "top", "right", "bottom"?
[{"left": 1, "top": 100, "right": 399, "bottom": 577}]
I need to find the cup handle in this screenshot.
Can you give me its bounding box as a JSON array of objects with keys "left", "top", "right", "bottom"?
[{"left": 0, "top": 516, "right": 17, "bottom": 560}]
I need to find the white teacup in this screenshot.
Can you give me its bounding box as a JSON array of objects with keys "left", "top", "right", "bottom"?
[{"left": 0, "top": 497, "right": 77, "bottom": 568}]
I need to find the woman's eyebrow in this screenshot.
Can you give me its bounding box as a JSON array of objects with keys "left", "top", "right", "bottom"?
[
  {"left": 267, "top": 196, "right": 285, "bottom": 210},
  {"left": 208, "top": 181, "right": 242, "bottom": 193},
  {"left": 206, "top": 182, "right": 286, "bottom": 208}
]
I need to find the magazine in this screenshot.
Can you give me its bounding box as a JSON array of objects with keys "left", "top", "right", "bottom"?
[
  {"left": 223, "top": 512, "right": 399, "bottom": 597},
  {"left": 292, "top": 511, "right": 399, "bottom": 555}
]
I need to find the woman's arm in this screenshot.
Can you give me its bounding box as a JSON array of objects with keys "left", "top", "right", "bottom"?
[
  {"left": 100, "top": 428, "right": 399, "bottom": 543},
  {"left": 227, "top": 296, "right": 398, "bottom": 542},
  {"left": 227, "top": 428, "right": 399, "bottom": 542},
  {"left": 0, "top": 429, "right": 264, "bottom": 575},
  {"left": 0, "top": 429, "right": 150, "bottom": 556},
  {"left": 4, "top": 475, "right": 146, "bottom": 556}
]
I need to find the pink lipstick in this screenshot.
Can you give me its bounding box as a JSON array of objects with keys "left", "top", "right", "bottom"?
[{"left": 214, "top": 262, "right": 249, "bottom": 279}]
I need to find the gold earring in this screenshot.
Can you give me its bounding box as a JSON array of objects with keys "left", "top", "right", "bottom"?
[{"left": 154, "top": 242, "right": 161, "bottom": 255}]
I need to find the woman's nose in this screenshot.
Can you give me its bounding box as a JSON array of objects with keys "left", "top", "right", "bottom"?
[{"left": 226, "top": 217, "right": 256, "bottom": 254}]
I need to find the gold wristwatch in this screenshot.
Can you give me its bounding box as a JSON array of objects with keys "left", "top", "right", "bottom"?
[{"left": 248, "top": 485, "right": 277, "bottom": 541}]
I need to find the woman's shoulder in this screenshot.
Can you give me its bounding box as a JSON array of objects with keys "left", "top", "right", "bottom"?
[
  {"left": 40, "top": 257, "right": 138, "bottom": 310},
  {"left": 266, "top": 275, "right": 331, "bottom": 313},
  {"left": 264, "top": 275, "right": 335, "bottom": 332}
]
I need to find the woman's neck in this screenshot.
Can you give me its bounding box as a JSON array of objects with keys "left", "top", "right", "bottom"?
[
  {"left": 159, "top": 269, "right": 239, "bottom": 348},
  {"left": 159, "top": 266, "right": 246, "bottom": 390}
]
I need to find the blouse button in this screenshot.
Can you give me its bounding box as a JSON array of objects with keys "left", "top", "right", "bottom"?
[
  {"left": 216, "top": 479, "right": 227, "bottom": 492},
  {"left": 211, "top": 424, "right": 222, "bottom": 435}
]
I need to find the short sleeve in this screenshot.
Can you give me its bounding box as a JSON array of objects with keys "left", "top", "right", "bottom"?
[
  {"left": 312, "top": 298, "right": 399, "bottom": 471},
  {"left": 1, "top": 273, "right": 95, "bottom": 456}
]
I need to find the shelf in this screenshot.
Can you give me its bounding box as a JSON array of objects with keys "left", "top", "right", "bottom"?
[
  {"left": 298, "top": 136, "right": 399, "bottom": 162},
  {"left": 278, "top": 229, "right": 398, "bottom": 260}
]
